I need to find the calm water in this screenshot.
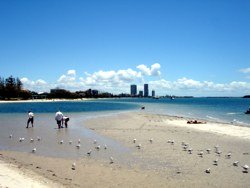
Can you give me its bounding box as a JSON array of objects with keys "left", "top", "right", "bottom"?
[{"left": 0, "top": 97, "right": 249, "bottom": 125}]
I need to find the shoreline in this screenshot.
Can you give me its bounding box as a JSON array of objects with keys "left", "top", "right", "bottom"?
[
  {"left": 0, "top": 98, "right": 92, "bottom": 103},
  {"left": 0, "top": 111, "right": 250, "bottom": 187}
]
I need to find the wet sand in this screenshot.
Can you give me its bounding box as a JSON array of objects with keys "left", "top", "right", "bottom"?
[{"left": 0, "top": 112, "right": 250, "bottom": 187}]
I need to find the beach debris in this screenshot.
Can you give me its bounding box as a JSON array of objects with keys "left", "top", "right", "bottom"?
[
  {"left": 76, "top": 144, "right": 81, "bottom": 149},
  {"left": 9, "top": 134, "right": 12, "bottom": 139},
  {"left": 198, "top": 151, "right": 204, "bottom": 157},
  {"left": 110, "top": 157, "right": 114, "bottom": 164},
  {"left": 95, "top": 145, "right": 101, "bottom": 150},
  {"left": 226, "top": 152, "right": 232, "bottom": 159},
  {"left": 104, "top": 144, "right": 107, "bottom": 149},
  {"left": 233, "top": 161, "right": 239, "bottom": 167},
  {"left": 206, "top": 149, "right": 211, "bottom": 154},
  {"left": 136, "top": 144, "right": 142, "bottom": 149},
  {"left": 69, "top": 140, "right": 72, "bottom": 144},
  {"left": 72, "top": 162, "right": 76, "bottom": 170},
  {"left": 213, "top": 159, "right": 219, "bottom": 166},
  {"left": 149, "top": 138, "right": 153, "bottom": 143},
  {"left": 30, "top": 138, "right": 34, "bottom": 143},
  {"left": 37, "top": 136, "right": 41, "bottom": 141},
  {"left": 93, "top": 140, "right": 97, "bottom": 144},
  {"left": 87, "top": 149, "right": 92, "bottom": 156},
  {"left": 60, "top": 140, "right": 64, "bottom": 144},
  {"left": 78, "top": 139, "right": 81, "bottom": 144},
  {"left": 170, "top": 140, "right": 175, "bottom": 145},
  {"left": 133, "top": 138, "right": 137, "bottom": 143},
  {"left": 19, "top": 138, "right": 25, "bottom": 142},
  {"left": 32, "top": 148, "right": 36, "bottom": 153},
  {"left": 205, "top": 168, "right": 211, "bottom": 174},
  {"left": 188, "top": 148, "right": 193, "bottom": 154},
  {"left": 242, "top": 165, "right": 249, "bottom": 173}
]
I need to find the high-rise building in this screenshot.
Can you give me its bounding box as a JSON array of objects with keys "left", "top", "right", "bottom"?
[
  {"left": 130, "top": 85, "right": 137, "bottom": 96},
  {"left": 139, "top": 91, "right": 143, "bottom": 97},
  {"left": 152, "top": 90, "right": 155, "bottom": 97},
  {"left": 144, "top": 84, "right": 149, "bottom": 97}
]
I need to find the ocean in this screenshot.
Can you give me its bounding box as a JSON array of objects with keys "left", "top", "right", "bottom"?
[{"left": 0, "top": 97, "right": 249, "bottom": 126}]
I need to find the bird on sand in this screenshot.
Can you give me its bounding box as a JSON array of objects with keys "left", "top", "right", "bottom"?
[
  {"left": 110, "top": 157, "right": 114, "bottom": 164},
  {"left": 32, "top": 148, "right": 36, "bottom": 153},
  {"left": 205, "top": 168, "right": 211, "bottom": 173},
  {"left": 72, "top": 162, "right": 76, "bottom": 170},
  {"left": 242, "top": 165, "right": 249, "bottom": 173},
  {"left": 133, "top": 139, "right": 137, "bottom": 143},
  {"left": 233, "top": 161, "right": 239, "bottom": 166},
  {"left": 87, "top": 149, "right": 92, "bottom": 156},
  {"left": 76, "top": 144, "right": 81, "bottom": 149}
]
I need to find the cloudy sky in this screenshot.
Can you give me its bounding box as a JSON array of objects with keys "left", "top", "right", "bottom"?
[{"left": 0, "top": 0, "right": 250, "bottom": 96}]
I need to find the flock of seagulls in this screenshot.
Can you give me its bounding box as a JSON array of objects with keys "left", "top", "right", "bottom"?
[
  {"left": 132, "top": 137, "right": 249, "bottom": 174},
  {"left": 9, "top": 134, "right": 114, "bottom": 171},
  {"left": 8, "top": 133, "right": 249, "bottom": 173}
]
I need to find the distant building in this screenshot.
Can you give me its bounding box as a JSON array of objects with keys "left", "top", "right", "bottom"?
[
  {"left": 130, "top": 85, "right": 137, "bottom": 97},
  {"left": 152, "top": 90, "right": 155, "bottom": 97},
  {"left": 139, "top": 91, "right": 143, "bottom": 97},
  {"left": 144, "top": 84, "right": 149, "bottom": 97}
]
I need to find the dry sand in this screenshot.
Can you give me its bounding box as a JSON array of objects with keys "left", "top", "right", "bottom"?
[{"left": 1, "top": 112, "right": 250, "bottom": 187}]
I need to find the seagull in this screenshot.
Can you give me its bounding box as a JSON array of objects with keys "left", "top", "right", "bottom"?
[
  {"left": 213, "top": 159, "right": 219, "bottom": 166},
  {"left": 206, "top": 149, "right": 211, "bottom": 154},
  {"left": 78, "top": 139, "right": 81, "bottom": 144},
  {"left": 104, "top": 144, "right": 107, "bottom": 149},
  {"left": 233, "top": 161, "right": 239, "bottom": 166},
  {"left": 37, "top": 137, "right": 41, "bottom": 141},
  {"left": 76, "top": 144, "right": 81, "bottom": 149},
  {"left": 93, "top": 140, "right": 97, "bottom": 144},
  {"left": 198, "top": 151, "right": 204, "bottom": 157},
  {"left": 72, "top": 162, "right": 76, "bottom": 170},
  {"left": 226, "top": 152, "right": 232, "bottom": 159},
  {"left": 60, "top": 140, "right": 64, "bottom": 144},
  {"left": 183, "top": 145, "right": 188, "bottom": 151},
  {"left": 30, "top": 138, "right": 34, "bottom": 143},
  {"left": 205, "top": 168, "right": 211, "bottom": 173},
  {"left": 69, "top": 140, "right": 72, "bottom": 144},
  {"left": 19, "top": 138, "right": 25, "bottom": 142},
  {"left": 188, "top": 148, "right": 193, "bottom": 154},
  {"left": 87, "top": 149, "right": 92, "bottom": 156},
  {"left": 242, "top": 165, "right": 249, "bottom": 173},
  {"left": 110, "top": 157, "right": 114, "bottom": 164},
  {"left": 167, "top": 140, "right": 171, "bottom": 143},
  {"left": 216, "top": 150, "right": 222, "bottom": 156},
  {"left": 149, "top": 138, "right": 153, "bottom": 143},
  {"left": 136, "top": 144, "right": 142, "bottom": 149},
  {"left": 9, "top": 134, "right": 12, "bottom": 139},
  {"left": 32, "top": 148, "right": 36, "bottom": 153},
  {"left": 133, "top": 139, "right": 137, "bottom": 143},
  {"left": 95, "top": 145, "right": 101, "bottom": 150}
]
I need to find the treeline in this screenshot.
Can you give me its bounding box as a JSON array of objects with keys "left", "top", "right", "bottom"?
[{"left": 0, "top": 75, "right": 32, "bottom": 99}]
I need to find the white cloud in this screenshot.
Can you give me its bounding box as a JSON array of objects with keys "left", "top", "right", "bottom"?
[
  {"left": 21, "top": 77, "right": 49, "bottom": 92},
  {"left": 137, "top": 63, "right": 161, "bottom": 76},
  {"left": 67, "top": 70, "right": 76, "bottom": 76},
  {"left": 239, "top": 68, "right": 250, "bottom": 74}
]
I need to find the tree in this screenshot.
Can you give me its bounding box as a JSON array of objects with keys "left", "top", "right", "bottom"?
[
  {"left": 5, "top": 76, "right": 17, "bottom": 99},
  {"left": 0, "top": 76, "right": 5, "bottom": 99},
  {"left": 16, "top": 77, "right": 23, "bottom": 96}
]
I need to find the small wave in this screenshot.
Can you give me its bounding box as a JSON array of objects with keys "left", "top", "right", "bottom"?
[
  {"left": 227, "top": 112, "right": 237, "bottom": 115},
  {"left": 206, "top": 115, "right": 219, "bottom": 120}
]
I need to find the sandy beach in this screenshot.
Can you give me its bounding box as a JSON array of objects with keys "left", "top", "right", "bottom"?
[{"left": 0, "top": 112, "right": 250, "bottom": 187}]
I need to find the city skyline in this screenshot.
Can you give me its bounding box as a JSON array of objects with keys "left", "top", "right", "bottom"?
[{"left": 0, "top": 1, "right": 250, "bottom": 97}]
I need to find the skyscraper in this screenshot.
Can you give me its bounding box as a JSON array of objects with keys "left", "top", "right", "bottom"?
[
  {"left": 130, "top": 85, "right": 137, "bottom": 96},
  {"left": 152, "top": 90, "right": 155, "bottom": 97},
  {"left": 144, "top": 84, "right": 149, "bottom": 97}
]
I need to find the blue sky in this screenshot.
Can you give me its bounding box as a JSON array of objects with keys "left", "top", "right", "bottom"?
[{"left": 0, "top": 0, "right": 250, "bottom": 96}]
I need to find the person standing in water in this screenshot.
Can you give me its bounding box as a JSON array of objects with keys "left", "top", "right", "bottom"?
[
  {"left": 55, "top": 110, "right": 63, "bottom": 129},
  {"left": 26, "top": 111, "right": 34, "bottom": 128},
  {"left": 63, "top": 116, "right": 70, "bottom": 128}
]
